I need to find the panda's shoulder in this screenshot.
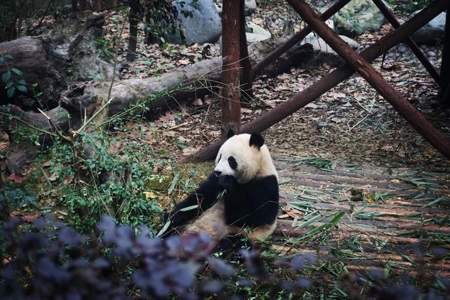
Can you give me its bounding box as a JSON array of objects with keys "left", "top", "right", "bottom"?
[{"left": 245, "top": 175, "right": 278, "bottom": 191}]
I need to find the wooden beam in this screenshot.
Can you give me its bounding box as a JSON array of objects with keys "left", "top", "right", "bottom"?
[
  {"left": 251, "top": 0, "right": 351, "bottom": 79},
  {"left": 440, "top": 7, "right": 450, "bottom": 104},
  {"left": 372, "top": 0, "right": 440, "bottom": 83},
  {"left": 221, "top": 0, "right": 242, "bottom": 135},
  {"left": 288, "top": 0, "right": 450, "bottom": 158},
  {"left": 186, "top": 0, "right": 447, "bottom": 162}
]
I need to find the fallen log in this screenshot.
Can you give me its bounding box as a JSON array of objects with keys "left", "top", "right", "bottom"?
[
  {"left": 0, "top": 105, "right": 71, "bottom": 137},
  {"left": 63, "top": 40, "right": 314, "bottom": 122},
  {"left": 0, "top": 37, "right": 65, "bottom": 109},
  {"left": 0, "top": 105, "right": 71, "bottom": 174}
]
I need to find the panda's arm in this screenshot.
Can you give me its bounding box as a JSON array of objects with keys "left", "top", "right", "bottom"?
[
  {"left": 164, "top": 173, "right": 223, "bottom": 233},
  {"left": 224, "top": 175, "right": 279, "bottom": 227}
]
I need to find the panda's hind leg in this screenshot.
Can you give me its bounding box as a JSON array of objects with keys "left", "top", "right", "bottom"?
[
  {"left": 184, "top": 201, "right": 230, "bottom": 241},
  {"left": 246, "top": 221, "right": 277, "bottom": 242}
]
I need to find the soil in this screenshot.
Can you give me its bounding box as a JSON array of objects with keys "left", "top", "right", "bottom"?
[{"left": 108, "top": 1, "right": 450, "bottom": 172}]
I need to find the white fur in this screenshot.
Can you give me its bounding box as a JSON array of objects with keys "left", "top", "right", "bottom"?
[
  {"left": 185, "top": 133, "right": 279, "bottom": 242},
  {"left": 214, "top": 134, "right": 278, "bottom": 183}
]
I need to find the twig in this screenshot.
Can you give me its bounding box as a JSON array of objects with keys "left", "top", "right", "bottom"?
[
  {"left": 167, "top": 122, "right": 189, "bottom": 131},
  {"left": 37, "top": 108, "right": 72, "bottom": 142},
  {"left": 74, "top": 13, "right": 126, "bottom": 136},
  {"left": 348, "top": 113, "right": 370, "bottom": 131}
]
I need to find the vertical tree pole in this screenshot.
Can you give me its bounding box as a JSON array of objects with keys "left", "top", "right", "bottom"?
[
  {"left": 221, "top": 0, "right": 242, "bottom": 135},
  {"left": 440, "top": 9, "right": 450, "bottom": 104},
  {"left": 239, "top": 0, "right": 253, "bottom": 103},
  {"left": 127, "top": 0, "right": 142, "bottom": 62}
]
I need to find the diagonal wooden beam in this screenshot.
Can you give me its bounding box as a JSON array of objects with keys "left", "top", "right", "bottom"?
[
  {"left": 187, "top": 0, "right": 448, "bottom": 162},
  {"left": 372, "top": 0, "right": 440, "bottom": 83},
  {"left": 440, "top": 7, "right": 450, "bottom": 104},
  {"left": 287, "top": 0, "right": 450, "bottom": 158},
  {"left": 251, "top": 0, "right": 351, "bottom": 79}
]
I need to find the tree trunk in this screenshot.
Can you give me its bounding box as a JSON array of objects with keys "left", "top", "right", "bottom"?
[
  {"left": 72, "top": 0, "right": 78, "bottom": 12},
  {"left": 127, "top": 1, "right": 141, "bottom": 61},
  {"left": 79, "top": 0, "right": 89, "bottom": 10},
  {"left": 221, "top": 0, "right": 242, "bottom": 135},
  {"left": 0, "top": 0, "right": 18, "bottom": 42},
  {"left": 440, "top": 9, "right": 450, "bottom": 104}
]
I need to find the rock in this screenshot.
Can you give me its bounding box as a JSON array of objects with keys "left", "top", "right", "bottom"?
[
  {"left": 49, "top": 13, "right": 117, "bottom": 82},
  {"left": 169, "top": 0, "right": 221, "bottom": 45},
  {"left": 5, "top": 143, "right": 39, "bottom": 175},
  {"left": 214, "top": 0, "right": 257, "bottom": 15},
  {"left": 333, "top": 0, "right": 385, "bottom": 37},
  {"left": 412, "top": 12, "right": 446, "bottom": 44},
  {"left": 246, "top": 22, "right": 271, "bottom": 43},
  {"left": 245, "top": 0, "right": 257, "bottom": 15},
  {"left": 0, "top": 37, "right": 65, "bottom": 109},
  {"left": 302, "top": 34, "right": 360, "bottom": 56}
]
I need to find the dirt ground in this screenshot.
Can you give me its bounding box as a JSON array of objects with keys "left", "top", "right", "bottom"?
[{"left": 113, "top": 1, "right": 450, "bottom": 171}]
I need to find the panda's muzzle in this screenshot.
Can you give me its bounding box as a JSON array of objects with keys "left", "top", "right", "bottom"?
[
  {"left": 218, "top": 175, "right": 237, "bottom": 191},
  {"left": 213, "top": 171, "right": 222, "bottom": 177}
]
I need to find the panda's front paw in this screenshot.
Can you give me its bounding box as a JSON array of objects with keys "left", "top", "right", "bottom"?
[{"left": 218, "top": 175, "right": 237, "bottom": 191}]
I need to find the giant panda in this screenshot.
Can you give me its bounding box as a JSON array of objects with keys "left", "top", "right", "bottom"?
[{"left": 162, "top": 131, "right": 279, "bottom": 242}]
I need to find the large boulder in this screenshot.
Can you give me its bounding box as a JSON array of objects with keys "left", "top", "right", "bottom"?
[
  {"left": 413, "top": 12, "right": 447, "bottom": 44},
  {"left": 245, "top": 0, "right": 257, "bottom": 15},
  {"left": 246, "top": 22, "right": 271, "bottom": 43},
  {"left": 169, "top": 0, "right": 221, "bottom": 44},
  {"left": 214, "top": 0, "right": 258, "bottom": 16},
  {"left": 333, "top": 0, "right": 385, "bottom": 37}
]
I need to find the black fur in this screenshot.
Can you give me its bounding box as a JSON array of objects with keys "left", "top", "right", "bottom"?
[
  {"left": 226, "top": 128, "right": 235, "bottom": 139},
  {"left": 163, "top": 173, "right": 224, "bottom": 236},
  {"left": 223, "top": 175, "right": 279, "bottom": 228},
  {"left": 163, "top": 173, "right": 279, "bottom": 237},
  {"left": 249, "top": 133, "right": 264, "bottom": 149}
]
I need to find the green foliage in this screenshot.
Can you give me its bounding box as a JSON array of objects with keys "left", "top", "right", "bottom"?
[
  {"left": 0, "top": 55, "right": 28, "bottom": 99},
  {"left": 47, "top": 132, "right": 162, "bottom": 232},
  {"left": 95, "top": 38, "right": 114, "bottom": 62},
  {"left": 0, "top": 186, "right": 37, "bottom": 212},
  {"left": 144, "top": 0, "right": 179, "bottom": 43}
]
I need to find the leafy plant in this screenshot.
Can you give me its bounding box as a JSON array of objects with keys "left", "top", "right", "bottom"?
[
  {"left": 95, "top": 38, "right": 114, "bottom": 62},
  {"left": 45, "top": 132, "right": 162, "bottom": 232},
  {"left": 1, "top": 215, "right": 448, "bottom": 299},
  {"left": 0, "top": 215, "right": 316, "bottom": 299},
  {"left": 0, "top": 54, "right": 28, "bottom": 99}
]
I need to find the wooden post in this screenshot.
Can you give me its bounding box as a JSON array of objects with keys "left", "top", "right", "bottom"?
[
  {"left": 372, "top": 0, "right": 440, "bottom": 83},
  {"left": 239, "top": 0, "right": 253, "bottom": 103},
  {"left": 440, "top": 8, "right": 450, "bottom": 104},
  {"left": 251, "top": 0, "right": 351, "bottom": 79},
  {"left": 221, "top": 0, "right": 242, "bottom": 135},
  {"left": 288, "top": 0, "right": 450, "bottom": 158},
  {"left": 187, "top": 0, "right": 448, "bottom": 162}
]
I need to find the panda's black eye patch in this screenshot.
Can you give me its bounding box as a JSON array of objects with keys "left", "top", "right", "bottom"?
[{"left": 228, "top": 156, "right": 238, "bottom": 170}]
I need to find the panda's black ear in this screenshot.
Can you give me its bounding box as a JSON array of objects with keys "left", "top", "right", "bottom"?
[
  {"left": 226, "top": 128, "right": 235, "bottom": 139},
  {"left": 249, "top": 133, "right": 264, "bottom": 149}
]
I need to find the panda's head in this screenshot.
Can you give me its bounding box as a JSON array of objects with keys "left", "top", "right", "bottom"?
[{"left": 214, "top": 131, "right": 277, "bottom": 184}]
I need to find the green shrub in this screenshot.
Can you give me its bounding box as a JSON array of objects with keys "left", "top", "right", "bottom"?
[{"left": 47, "top": 132, "right": 162, "bottom": 232}]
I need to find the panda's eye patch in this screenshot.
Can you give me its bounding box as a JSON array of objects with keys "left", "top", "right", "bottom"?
[{"left": 228, "top": 156, "right": 238, "bottom": 169}]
